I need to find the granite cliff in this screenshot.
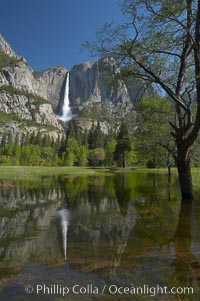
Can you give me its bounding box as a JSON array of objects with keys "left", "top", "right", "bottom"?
[
  {"left": 69, "top": 58, "right": 135, "bottom": 132},
  {"left": 0, "top": 34, "right": 65, "bottom": 140},
  {"left": 0, "top": 34, "right": 142, "bottom": 138}
]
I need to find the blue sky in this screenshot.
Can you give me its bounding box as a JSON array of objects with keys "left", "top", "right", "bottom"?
[{"left": 0, "top": 0, "right": 123, "bottom": 71}]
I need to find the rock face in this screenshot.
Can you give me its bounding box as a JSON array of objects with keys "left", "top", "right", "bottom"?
[
  {"left": 0, "top": 60, "right": 67, "bottom": 113},
  {"left": 34, "top": 66, "right": 67, "bottom": 113},
  {"left": 69, "top": 58, "right": 130, "bottom": 107},
  {"left": 69, "top": 58, "right": 134, "bottom": 132},
  {"left": 0, "top": 90, "right": 64, "bottom": 140},
  {"left": 1, "top": 61, "right": 35, "bottom": 92},
  {"left": 0, "top": 33, "right": 141, "bottom": 137},
  {"left": 0, "top": 34, "right": 65, "bottom": 139},
  {"left": 0, "top": 34, "right": 19, "bottom": 58}
]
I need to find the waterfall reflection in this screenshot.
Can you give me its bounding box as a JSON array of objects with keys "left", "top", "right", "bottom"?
[
  {"left": 57, "top": 207, "right": 71, "bottom": 260},
  {"left": 1, "top": 172, "right": 200, "bottom": 299}
]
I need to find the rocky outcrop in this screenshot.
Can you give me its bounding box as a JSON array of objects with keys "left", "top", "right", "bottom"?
[
  {"left": 69, "top": 58, "right": 130, "bottom": 107},
  {"left": 73, "top": 116, "right": 112, "bottom": 134},
  {"left": 0, "top": 34, "right": 19, "bottom": 58},
  {"left": 0, "top": 33, "right": 139, "bottom": 136},
  {"left": 78, "top": 99, "right": 135, "bottom": 133},
  {"left": 0, "top": 34, "right": 65, "bottom": 139},
  {"left": 34, "top": 66, "right": 67, "bottom": 113},
  {"left": 69, "top": 58, "right": 135, "bottom": 131},
  {"left": 1, "top": 61, "right": 35, "bottom": 92},
  {"left": 0, "top": 61, "right": 67, "bottom": 114},
  {"left": 0, "top": 89, "right": 64, "bottom": 140},
  {"left": 0, "top": 34, "right": 67, "bottom": 111}
]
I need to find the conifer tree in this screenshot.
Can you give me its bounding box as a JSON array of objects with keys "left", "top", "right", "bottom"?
[
  {"left": 29, "top": 132, "right": 36, "bottom": 145},
  {"left": 35, "top": 132, "right": 42, "bottom": 146},
  {"left": 94, "top": 121, "right": 104, "bottom": 148},
  {"left": 15, "top": 133, "right": 20, "bottom": 146},
  {"left": 115, "top": 122, "right": 131, "bottom": 168},
  {"left": 76, "top": 128, "right": 82, "bottom": 145},
  {"left": 88, "top": 122, "right": 96, "bottom": 149},
  {"left": 68, "top": 120, "right": 76, "bottom": 139},
  {"left": 0, "top": 132, "right": 7, "bottom": 149},
  {"left": 83, "top": 129, "right": 89, "bottom": 148}
]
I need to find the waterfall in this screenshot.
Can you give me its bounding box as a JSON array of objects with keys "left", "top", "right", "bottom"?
[
  {"left": 57, "top": 73, "right": 73, "bottom": 122},
  {"left": 57, "top": 208, "right": 70, "bottom": 260}
]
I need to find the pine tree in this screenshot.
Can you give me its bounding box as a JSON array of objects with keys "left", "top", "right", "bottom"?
[
  {"left": 83, "top": 129, "right": 89, "bottom": 148},
  {"left": 77, "top": 145, "right": 88, "bottom": 166},
  {"left": 68, "top": 120, "right": 76, "bottom": 139},
  {"left": 21, "top": 133, "right": 28, "bottom": 146},
  {"left": 94, "top": 121, "right": 104, "bottom": 148},
  {"left": 15, "top": 133, "right": 20, "bottom": 146},
  {"left": 76, "top": 128, "right": 82, "bottom": 145},
  {"left": 7, "top": 131, "right": 13, "bottom": 146},
  {"left": 29, "top": 132, "right": 36, "bottom": 145},
  {"left": 35, "top": 132, "right": 42, "bottom": 146},
  {"left": 88, "top": 121, "right": 104, "bottom": 149},
  {"left": 7, "top": 132, "right": 14, "bottom": 156},
  {"left": 42, "top": 135, "right": 50, "bottom": 147},
  {"left": 115, "top": 122, "right": 131, "bottom": 168},
  {"left": 88, "top": 122, "right": 96, "bottom": 149},
  {"left": 1, "top": 132, "right": 7, "bottom": 149}
]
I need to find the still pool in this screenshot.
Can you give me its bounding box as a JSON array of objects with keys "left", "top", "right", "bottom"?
[{"left": 0, "top": 172, "right": 199, "bottom": 300}]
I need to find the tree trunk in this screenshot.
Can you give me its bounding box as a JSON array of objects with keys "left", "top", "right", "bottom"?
[{"left": 176, "top": 146, "right": 193, "bottom": 200}]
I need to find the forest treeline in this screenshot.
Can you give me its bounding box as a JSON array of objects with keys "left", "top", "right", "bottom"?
[
  {"left": 0, "top": 120, "right": 135, "bottom": 167},
  {"left": 1, "top": 97, "right": 200, "bottom": 168}
]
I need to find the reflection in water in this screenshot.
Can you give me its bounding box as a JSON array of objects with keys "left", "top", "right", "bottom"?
[
  {"left": 0, "top": 173, "right": 199, "bottom": 300},
  {"left": 174, "top": 201, "right": 200, "bottom": 290},
  {"left": 57, "top": 208, "right": 70, "bottom": 260}
]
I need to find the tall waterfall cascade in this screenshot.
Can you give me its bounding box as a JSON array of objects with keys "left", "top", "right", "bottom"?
[
  {"left": 57, "top": 208, "right": 70, "bottom": 260},
  {"left": 57, "top": 73, "right": 73, "bottom": 122}
]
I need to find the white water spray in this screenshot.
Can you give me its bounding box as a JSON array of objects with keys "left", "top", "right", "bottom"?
[
  {"left": 57, "top": 208, "right": 70, "bottom": 260},
  {"left": 57, "top": 73, "right": 73, "bottom": 122}
]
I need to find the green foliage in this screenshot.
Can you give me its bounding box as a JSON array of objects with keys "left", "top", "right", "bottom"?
[
  {"left": 64, "top": 138, "right": 79, "bottom": 166},
  {"left": 115, "top": 122, "right": 131, "bottom": 167},
  {"left": 20, "top": 144, "right": 41, "bottom": 165},
  {"left": 146, "top": 159, "right": 156, "bottom": 169},
  {"left": 88, "top": 121, "right": 105, "bottom": 149},
  {"left": 76, "top": 146, "right": 88, "bottom": 166},
  {"left": 88, "top": 122, "right": 97, "bottom": 149},
  {"left": 0, "top": 51, "right": 19, "bottom": 69},
  {"left": 0, "top": 111, "right": 21, "bottom": 125},
  {"left": 0, "top": 85, "right": 47, "bottom": 105},
  {"left": 65, "top": 151, "right": 76, "bottom": 166},
  {"left": 105, "top": 139, "right": 117, "bottom": 166},
  {"left": 135, "top": 97, "right": 173, "bottom": 167},
  {"left": 127, "top": 146, "right": 137, "bottom": 166},
  {"left": 0, "top": 132, "right": 61, "bottom": 166},
  {"left": 88, "top": 148, "right": 105, "bottom": 166},
  {"left": 191, "top": 136, "right": 200, "bottom": 167},
  {"left": 67, "top": 120, "right": 76, "bottom": 139},
  {"left": 83, "top": 129, "right": 89, "bottom": 148},
  {"left": 0, "top": 118, "right": 139, "bottom": 168}
]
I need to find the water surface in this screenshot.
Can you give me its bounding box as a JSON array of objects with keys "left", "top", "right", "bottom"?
[{"left": 0, "top": 172, "right": 199, "bottom": 300}]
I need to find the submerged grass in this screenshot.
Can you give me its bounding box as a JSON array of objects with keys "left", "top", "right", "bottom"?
[{"left": 0, "top": 166, "right": 200, "bottom": 189}]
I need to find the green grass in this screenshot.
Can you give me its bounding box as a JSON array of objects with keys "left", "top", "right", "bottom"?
[
  {"left": 1, "top": 166, "right": 200, "bottom": 189},
  {"left": 132, "top": 167, "right": 177, "bottom": 173},
  {"left": 0, "top": 166, "right": 112, "bottom": 180}
]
